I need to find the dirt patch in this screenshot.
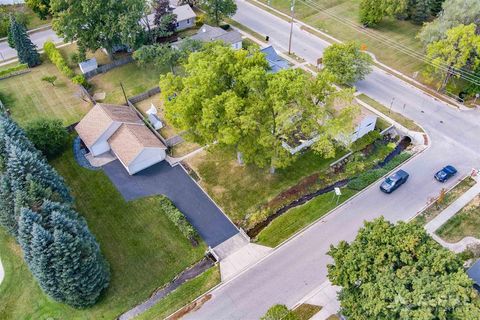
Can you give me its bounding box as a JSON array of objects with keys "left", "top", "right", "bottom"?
[
  {"left": 167, "top": 294, "right": 212, "bottom": 320},
  {"left": 464, "top": 195, "right": 480, "bottom": 211}
]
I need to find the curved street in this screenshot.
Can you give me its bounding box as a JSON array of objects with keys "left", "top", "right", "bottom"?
[{"left": 184, "top": 1, "right": 480, "bottom": 319}]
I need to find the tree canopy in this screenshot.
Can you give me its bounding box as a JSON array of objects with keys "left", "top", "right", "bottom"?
[
  {"left": 160, "top": 43, "right": 358, "bottom": 172},
  {"left": 26, "top": 0, "right": 51, "bottom": 20},
  {"left": 201, "top": 0, "right": 237, "bottom": 26},
  {"left": 322, "top": 42, "right": 373, "bottom": 85},
  {"left": 418, "top": 0, "right": 480, "bottom": 45},
  {"left": 50, "top": 0, "right": 147, "bottom": 56},
  {"left": 426, "top": 23, "right": 480, "bottom": 91},
  {"left": 25, "top": 118, "right": 69, "bottom": 159},
  {"left": 359, "top": 0, "right": 408, "bottom": 26},
  {"left": 328, "top": 217, "right": 480, "bottom": 319}
]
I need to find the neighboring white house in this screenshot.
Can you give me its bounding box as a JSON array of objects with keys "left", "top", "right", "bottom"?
[
  {"left": 78, "top": 58, "right": 98, "bottom": 74},
  {"left": 282, "top": 115, "right": 378, "bottom": 155},
  {"left": 190, "top": 24, "right": 243, "bottom": 50},
  {"left": 75, "top": 104, "right": 167, "bottom": 175},
  {"left": 142, "top": 5, "right": 196, "bottom": 32},
  {"left": 173, "top": 5, "right": 196, "bottom": 30}
]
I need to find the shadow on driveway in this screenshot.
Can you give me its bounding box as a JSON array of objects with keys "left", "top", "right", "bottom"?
[{"left": 103, "top": 160, "right": 239, "bottom": 247}]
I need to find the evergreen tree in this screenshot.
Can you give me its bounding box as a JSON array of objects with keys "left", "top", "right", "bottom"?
[
  {"left": 0, "top": 115, "right": 36, "bottom": 170},
  {"left": 18, "top": 201, "right": 110, "bottom": 308},
  {"left": 6, "top": 139, "right": 72, "bottom": 204},
  {"left": 0, "top": 174, "right": 15, "bottom": 235},
  {"left": 429, "top": 0, "right": 445, "bottom": 16},
  {"left": 8, "top": 15, "right": 41, "bottom": 67},
  {"left": 411, "top": 0, "right": 430, "bottom": 24}
]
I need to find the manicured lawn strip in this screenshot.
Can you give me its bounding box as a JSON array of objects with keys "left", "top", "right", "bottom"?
[
  {"left": 136, "top": 266, "right": 221, "bottom": 320},
  {"left": 89, "top": 62, "right": 166, "bottom": 104},
  {"left": 357, "top": 94, "right": 422, "bottom": 132},
  {"left": 225, "top": 18, "right": 266, "bottom": 42},
  {"left": 0, "top": 57, "right": 91, "bottom": 126},
  {"left": 436, "top": 195, "right": 480, "bottom": 243},
  {"left": 292, "top": 304, "right": 322, "bottom": 320},
  {"left": 0, "top": 144, "right": 205, "bottom": 319},
  {"left": 257, "top": 188, "right": 357, "bottom": 247},
  {"left": 326, "top": 315, "right": 341, "bottom": 320},
  {"left": 186, "top": 148, "right": 346, "bottom": 224},
  {"left": 413, "top": 177, "right": 477, "bottom": 226}
]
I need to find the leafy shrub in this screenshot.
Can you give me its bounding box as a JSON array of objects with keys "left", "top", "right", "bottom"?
[
  {"left": 347, "top": 152, "right": 411, "bottom": 190},
  {"left": 72, "top": 74, "right": 88, "bottom": 87},
  {"left": 43, "top": 41, "right": 75, "bottom": 78},
  {"left": 350, "top": 130, "right": 382, "bottom": 152},
  {"left": 158, "top": 196, "right": 198, "bottom": 241},
  {"left": 0, "top": 63, "right": 28, "bottom": 78},
  {"left": 69, "top": 52, "right": 81, "bottom": 65},
  {"left": 244, "top": 208, "right": 270, "bottom": 230},
  {"left": 25, "top": 118, "right": 69, "bottom": 158}
]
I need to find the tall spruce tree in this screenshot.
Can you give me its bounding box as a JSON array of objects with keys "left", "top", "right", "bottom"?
[
  {"left": 411, "top": 0, "right": 430, "bottom": 24},
  {"left": 8, "top": 15, "right": 41, "bottom": 67},
  {"left": 18, "top": 201, "right": 110, "bottom": 308},
  {"left": 0, "top": 174, "right": 15, "bottom": 235}
]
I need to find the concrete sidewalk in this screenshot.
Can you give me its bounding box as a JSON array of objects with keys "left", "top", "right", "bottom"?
[
  {"left": 425, "top": 178, "right": 480, "bottom": 234},
  {"left": 424, "top": 177, "right": 480, "bottom": 253}
]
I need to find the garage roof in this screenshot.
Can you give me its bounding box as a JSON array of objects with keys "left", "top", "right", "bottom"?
[{"left": 108, "top": 124, "right": 167, "bottom": 166}]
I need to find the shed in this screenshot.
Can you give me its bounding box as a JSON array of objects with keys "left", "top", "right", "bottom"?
[{"left": 78, "top": 58, "right": 98, "bottom": 74}]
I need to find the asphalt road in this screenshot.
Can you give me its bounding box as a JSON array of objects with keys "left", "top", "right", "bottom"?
[
  {"left": 0, "top": 28, "right": 62, "bottom": 62},
  {"left": 184, "top": 1, "right": 480, "bottom": 319}
]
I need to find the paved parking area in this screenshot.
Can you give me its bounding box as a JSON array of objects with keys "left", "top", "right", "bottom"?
[{"left": 103, "top": 160, "right": 239, "bottom": 247}]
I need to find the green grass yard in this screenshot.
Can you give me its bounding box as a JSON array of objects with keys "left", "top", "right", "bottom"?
[
  {"left": 0, "top": 143, "right": 205, "bottom": 319},
  {"left": 257, "top": 188, "right": 357, "bottom": 247},
  {"left": 0, "top": 58, "right": 91, "bottom": 127},
  {"left": 257, "top": 0, "right": 426, "bottom": 81},
  {"left": 185, "top": 148, "right": 346, "bottom": 225},
  {"left": 436, "top": 195, "right": 480, "bottom": 243},
  {"left": 89, "top": 63, "right": 166, "bottom": 105}
]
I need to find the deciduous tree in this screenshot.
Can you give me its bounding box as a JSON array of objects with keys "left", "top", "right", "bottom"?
[
  {"left": 360, "top": 0, "right": 408, "bottom": 26},
  {"left": 201, "top": 0, "right": 237, "bottom": 26},
  {"left": 50, "top": 0, "right": 147, "bottom": 57},
  {"left": 328, "top": 217, "right": 480, "bottom": 319},
  {"left": 26, "top": 0, "right": 51, "bottom": 20},
  {"left": 322, "top": 42, "right": 373, "bottom": 85},
  {"left": 25, "top": 118, "right": 68, "bottom": 158},
  {"left": 418, "top": 0, "right": 480, "bottom": 45},
  {"left": 426, "top": 23, "right": 480, "bottom": 91}
]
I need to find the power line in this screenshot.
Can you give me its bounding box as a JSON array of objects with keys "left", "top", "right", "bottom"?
[{"left": 295, "top": 0, "right": 480, "bottom": 86}]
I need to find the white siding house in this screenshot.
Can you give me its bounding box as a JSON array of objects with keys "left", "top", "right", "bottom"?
[
  {"left": 173, "top": 5, "right": 196, "bottom": 31},
  {"left": 75, "top": 104, "right": 167, "bottom": 175}
]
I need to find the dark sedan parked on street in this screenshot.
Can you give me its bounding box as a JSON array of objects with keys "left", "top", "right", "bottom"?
[
  {"left": 380, "top": 169, "right": 409, "bottom": 194},
  {"left": 434, "top": 165, "right": 457, "bottom": 182}
]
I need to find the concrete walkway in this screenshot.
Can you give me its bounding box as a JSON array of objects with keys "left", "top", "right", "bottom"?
[
  {"left": 425, "top": 177, "right": 480, "bottom": 253},
  {"left": 303, "top": 280, "right": 341, "bottom": 320}
]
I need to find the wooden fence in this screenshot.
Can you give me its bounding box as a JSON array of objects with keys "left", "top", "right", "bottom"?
[
  {"left": 83, "top": 56, "right": 134, "bottom": 79},
  {"left": 128, "top": 86, "right": 161, "bottom": 104}
]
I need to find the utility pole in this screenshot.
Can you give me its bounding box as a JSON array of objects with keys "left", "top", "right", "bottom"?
[{"left": 288, "top": 0, "right": 295, "bottom": 55}]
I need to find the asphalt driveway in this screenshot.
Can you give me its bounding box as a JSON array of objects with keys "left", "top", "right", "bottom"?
[{"left": 103, "top": 160, "right": 239, "bottom": 247}]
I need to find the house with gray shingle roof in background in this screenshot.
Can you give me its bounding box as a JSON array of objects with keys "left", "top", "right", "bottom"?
[
  {"left": 190, "top": 24, "right": 243, "bottom": 50},
  {"left": 75, "top": 104, "right": 167, "bottom": 175}
]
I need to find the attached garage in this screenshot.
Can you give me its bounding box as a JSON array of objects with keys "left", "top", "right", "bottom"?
[{"left": 75, "top": 103, "right": 167, "bottom": 175}]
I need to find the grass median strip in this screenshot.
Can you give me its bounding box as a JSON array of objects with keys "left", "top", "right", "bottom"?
[{"left": 357, "top": 94, "right": 422, "bottom": 132}]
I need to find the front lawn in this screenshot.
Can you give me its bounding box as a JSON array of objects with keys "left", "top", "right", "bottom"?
[
  {"left": 0, "top": 58, "right": 91, "bottom": 126},
  {"left": 185, "top": 147, "right": 346, "bottom": 225},
  {"left": 257, "top": 188, "right": 357, "bottom": 247},
  {"left": 89, "top": 63, "right": 166, "bottom": 105},
  {"left": 0, "top": 143, "right": 205, "bottom": 319},
  {"left": 436, "top": 195, "right": 480, "bottom": 243}
]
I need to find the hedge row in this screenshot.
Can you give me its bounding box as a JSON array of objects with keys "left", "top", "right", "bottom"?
[
  {"left": 0, "top": 63, "right": 28, "bottom": 78},
  {"left": 43, "top": 41, "right": 89, "bottom": 87},
  {"left": 158, "top": 196, "right": 198, "bottom": 241},
  {"left": 348, "top": 152, "right": 411, "bottom": 191}
]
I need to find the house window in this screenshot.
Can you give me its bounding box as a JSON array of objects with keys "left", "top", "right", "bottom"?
[
  {"left": 187, "top": 19, "right": 190, "bottom": 24},
  {"left": 176, "top": 22, "right": 179, "bottom": 27}
]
